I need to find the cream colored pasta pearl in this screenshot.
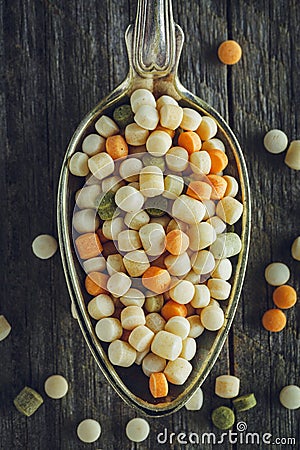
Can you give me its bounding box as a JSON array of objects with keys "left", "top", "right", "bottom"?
[
  {"left": 82, "top": 133, "right": 106, "bottom": 156},
  {"left": 212, "top": 258, "right": 232, "bottom": 280},
  {"left": 83, "top": 256, "right": 106, "bottom": 274},
  {"left": 206, "top": 216, "right": 226, "bottom": 234},
  {"left": 77, "top": 419, "right": 101, "bottom": 443},
  {"left": 107, "top": 272, "right": 131, "bottom": 297},
  {"left": 142, "top": 353, "right": 166, "bottom": 377},
  {"left": 187, "top": 222, "right": 217, "bottom": 251},
  {"left": 119, "top": 158, "right": 142, "bottom": 182},
  {"left": 102, "top": 176, "right": 125, "bottom": 193},
  {"left": 191, "top": 250, "right": 215, "bottom": 275},
  {"left": 75, "top": 185, "right": 101, "bottom": 209},
  {"left": 180, "top": 108, "right": 202, "bottom": 131},
  {"left": 223, "top": 176, "right": 239, "bottom": 197},
  {"left": 201, "top": 305, "right": 225, "bottom": 331},
  {"left": 190, "top": 284, "right": 211, "bottom": 308},
  {"left": 210, "top": 233, "right": 242, "bottom": 259},
  {"left": 134, "top": 105, "right": 159, "bottom": 130},
  {"left": 263, "top": 129, "right": 288, "bottom": 154},
  {"left": 108, "top": 340, "right": 136, "bottom": 367},
  {"left": 146, "top": 130, "right": 172, "bottom": 156},
  {"left": 95, "top": 115, "right": 119, "bottom": 137},
  {"left": 124, "top": 210, "right": 150, "bottom": 230},
  {"left": 88, "top": 294, "right": 115, "bottom": 319},
  {"left": 164, "top": 358, "right": 192, "bottom": 385},
  {"left": 139, "top": 223, "right": 166, "bottom": 256},
  {"left": 190, "top": 151, "right": 212, "bottom": 175},
  {"left": 102, "top": 217, "right": 125, "bottom": 240},
  {"left": 145, "top": 312, "right": 166, "bottom": 333},
  {"left": 284, "top": 140, "right": 300, "bottom": 170},
  {"left": 165, "top": 146, "right": 189, "bottom": 172},
  {"left": 130, "top": 88, "right": 156, "bottom": 113},
  {"left": 264, "top": 262, "right": 290, "bottom": 286},
  {"left": 115, "top": 186, "right": 144, "bottom": 213},
  {"left": 185, "top": 387, "right": 204, "bottom": 410},
  {"left": 202, "top": 138, "right": 225, "bottom": 152},
  {"left": 215, "top": 375, "right": 240, "bottom": 398},
  {"left": 88, "top": 152, "right": 114, "bottom": 180},
  {"left": 118, "top": 230, "right": 142, "bottom": 252},
  {"left": 32, "top": 234, "right": 58, "bottom": 260},
  {"left": 172, "top": 195, "right": 206, "bottom": 224},
  {"left": 129, "top": 325, "right": 154, "bottom": 352},
  {"left": 123, "top": 250, "right": 150, "bottom": 277},
  {"left": 187, "top": 315, "right": 204, "bottom": 338},
  {"left": 69, "top": 152, "right": 89, "bottom": 176},
  {"left": 164, "top": 252, "right": 191, "bottom": 277},
  {"left": 106, "top": 254, "right": 126, "bottom": 275},
  {"left": 44, "top": 374, "right": 69, "bottom": 399},
  {"left": 216, "top": 197, "right": 243, "bottom": 225},
  {"left": 120, "top": 288, "right": 145, "bottom": 307},
  {"left": 169, "top": 280, "right": 195, "bottom": 304},
  {"left": 163, "top": 174, "right": 184, "bottom": 199},
  {"left": 121, "top": 306, "right": 146, "bottom": 330},
  {"left": 291, "top": 236, "right": 300, "bottom": 261},
  {"left": 126, "top": 417, "right": 150, "bottom": 443},
  {"left": 184, "top": 270, "right": 201, "bottom": 285},
  {"left": 207, "top": 278, "right": 232, "bottom": 300},
  {"left": 0, "top": 315, "right": 11, "bottom": 341},
  {"left": 160, "top": 104, "right": 183, "bottom": 130},
  {"left": 180, "top": 337, "right": 197, "bottom": 361},
  {"left": 95, "top": 317, "right": 123, "bottom": 342},
  {"left": 135, "top": 348, "right": 149, "bottom": 365},
  {"left": 156, "top": 95, "right": 178, "bottom": 110},
  {"left": 202, "top": 199, "right": 216, "bottom": 220},
  {"left": 139, "top": 166, "right": 164, "bottom": 197},
  {"left": 165, "top": 316, "right": 190, "bottom": 339},
  {"left": 73, "top": 209, "right": 100, "bottom": 234},
  {"left": 196, "top": 116, "right": 218, "bottom": 140},
  {"left": 151, "top": 330, "right": 182, "bottom": 360},
  {"left": 279, "top": 385, "right": 300, "bottom": 410},
  {"left": 125, "top": 123, "right": 150, "bottom": 146}
]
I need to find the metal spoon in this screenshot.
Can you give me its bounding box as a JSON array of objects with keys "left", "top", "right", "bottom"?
[{"left": 57, "top": 0, "right": 251, "bottom": 417}]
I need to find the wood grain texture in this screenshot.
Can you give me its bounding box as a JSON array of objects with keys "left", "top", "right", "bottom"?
[{"left": 0, "top": 0, "right": 299, "bottom": 449}]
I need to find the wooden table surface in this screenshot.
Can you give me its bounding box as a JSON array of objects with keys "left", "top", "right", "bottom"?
[{"left": 0, "top": 0, "right": 299, "bottom": 449}]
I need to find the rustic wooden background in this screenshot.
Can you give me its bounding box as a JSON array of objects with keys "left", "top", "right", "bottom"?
[{"left": 0, "top": 0, "right": 299, "bottom": 449}]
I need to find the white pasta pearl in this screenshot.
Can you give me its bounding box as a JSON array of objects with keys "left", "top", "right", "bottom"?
[
  {"left": 201, "top": 305, "right": 225, "bottom": 331},
  {"left": 180, "top": 337, "right": 197, "bottom": 361},
  {"left": 102, "top": 176, "right": 125, "bottom": 193},
  {"left": 95, "top": 318, "right": 123, "bottom": 342},
  {"left": 121, "top": 306, "right": 146, "bottom": 330},
  {"left": 119, "top": 158, "right": 143, "bottom": 182},
  {"left": 263, "top": 129, "right": 288, "bottom": 154},
  {"left": 83, "top": 256, "right": 106, "bottom": 274},
  {"left": 76, "top": 185, "right": 101, "bottom": 209},
  {"left": 187, "top": 222, "right": 217, "bottom": 251},
  {"left": 184, "top": 270, "right": 201, "bottom": 285},
  {"left": 169, "top": 280, "right": 195, "bottom": 304},
  {"left": 223, "top": 175, "right": 239, "bottom": 197},
  {"left": 190, "top": 151, "right": 212, "bottom": 175},
  {"left": 163, "top": 174, "right": 184, "bottom": 199},
  {"left": 120, "top": 288, "right": 145, "bottom": 307},
  {"left": 142, "top": 353, "right": 166, "bottom": 377},
  {"left": 146, "top": 130, "right": 172, "bottom": 156},
  {"left": 77, "top": 419, "right": 101, "bottom": 443},
  {"left": 124, "top": 210, "right": 150, "bottom": 230},
  {"left": 216, "top": 197, "right": 243, "bottom": 225},
  {"left": 130, "top": 88, "right": 156, "bottom": 113},
  {"left": 129, "top": 325, "right": 154, "bottom": 352},
  {"left": 196, "top": 116, "right": 218, "bottom": 140},
  {"left": 102, "top": 217, "right": 125, "bottom": 240},
  {"left": 95, "top": 115, "right": 119, "bottom": 137},
  {"left": 134, "top": 105, "right": 159, "bottom": 130},
  {"left": 172, "top": 195, "right": 206, "bottom": 224},
  {"left": 164, "top": 358, "right": 192, "bottom": 385},
  {"left": 210, "top": 233, "right": 242, "bottom": 259},
  {"left": 88, "top": 152, "right": 114, "bottom": 180},
  {"left": 165, "top": 316, "right": 190, "bottom": 339},
  {"left": 164, "top": 252, "right": 191, "bottom": 277},
  {"left": 264, "top": 262, "right": 290, "bottom": 286},
  {"left": 32, "top": 234, "right": 58, "bottom": 259},
  {"left": 207, "top": 278, "right": 232, "bottom": 300},
  {"left": 165, "top": 146, "right": 189, "bottom": 172},
  {"left": 0, "top": 315, "right": 11, "bottom": 341},
  {"left": 190, "top": 284, "right": 211, "bottom": 308},
  {"left": 139, "top": 166, "right": 164, "bottom": 197},
  {"left": 202, "top": 199, "right": 216, "bottom": 220},
  {"left": 145, "top": 312, "right": 166, "bottom": 333},
  {"left": 108, "top": 340, "right": 136, "bottom": 367},
  {"left": 118, "top": 230, "right": 142, "bottom": 252},
  {"left": 88, "top": 294, "right": 115, "bottom": 319},
  {"left": 212, "top": 258, "right": 232, "bottom": 280},
  {"left": 191, "top": 250, "right": 215, "bottom": 275},
  {"left": 215, "top": 375, "right": 240, "bottom": 399},
  {"left": 279, "top": 385, "right": 300, "bottom": 410},
  {"left": 126, "top": 417, "right": 150, "bottom": 443},
  {"left": 180, "top": 108, "right": 202, "bottom": 131},
  {"left": 82, "top": 133, "right": 106, "bottom": 156},
  {"left": 151, "top": 330, "right": 182, "bottom": 361},
  {"left": 284, "top": 140, "right": 300, "bottom": 170},
  {"left": 160, "top": 104, "right": 183, "bottom": 130},
  {"left": 291, "top": 236, "right": 300, "bottom": 261},
  {"left": 139, "top": 223, "right": 166, "bottom": 256},
  {"left": 69, "top": 152, "right": 89, "bottom": 176},
  {"left": 73, "top": 209, "right": 100, "bottom": 233},
  {"left": 115, "top": 186, "right": 144, "bottom": 213},
  {"left": 123, "top": 250, "right": 150, "bottom": 277},
  {"left": 206, "top": 216, "right": 226, "bottom": 234},
  {"left": 125, "top": 123, "right": 150, "bottom": 146},
  {"left": 187, "top": 315, "right": 204, "bottom": 338},
  {"left": 44, "top": 374, "right": 69, "bottom": 399},
  {"left": 107, "top": 272, "right": 132, "bottom": 297},
  {"left": 202, "top": 138, "right": 225, "bottom": 152},
  {"left": 106, "top": 254, "right": 126, "bottom": 275},
  {"left": 135, "top": 348, "right": 150, "bottom": 365},
  {"left": 185, "top": 387, "right": 204, "bottom": 410},
  {"left": 156, "top": 95, "right": 178, "bottom": 110}
]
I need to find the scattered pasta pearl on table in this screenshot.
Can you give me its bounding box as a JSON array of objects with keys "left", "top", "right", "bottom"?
[
  {"left": 44, "top": 375, "right": 68, "bottom": 399},
  {"left": 126, "top": 418, "right": 150, "bottom": 442},
  {"left": 77, "top": 419, "right": 101, "bottom": 443},
  {"left": 32, "top": 234, "right": 58, "bottom": 259},
  {"left": 217, "top": 40, "right": 242, "bottom": 65}
]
